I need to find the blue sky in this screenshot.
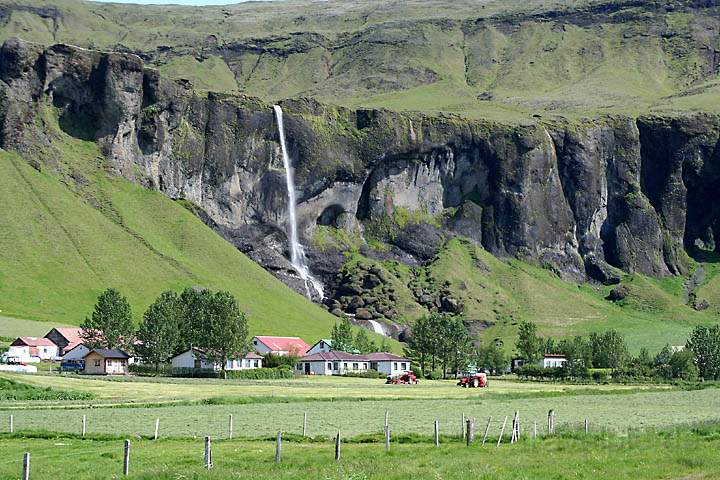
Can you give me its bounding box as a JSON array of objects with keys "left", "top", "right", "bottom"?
[{"left": 91, "top": 0, "right": 282, "bottom": 4}]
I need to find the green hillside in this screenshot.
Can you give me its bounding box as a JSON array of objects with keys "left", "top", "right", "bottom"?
[
  {"left": 0, "top": 121, "right": 342, "bottom": 342},
  {"left": 1, "top": 0, "right": 719, "bottom": 121}
]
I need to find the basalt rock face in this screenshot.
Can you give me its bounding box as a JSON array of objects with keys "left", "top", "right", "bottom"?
[{"left": 2, "top": 39, "right": 720, "bottom": 322}]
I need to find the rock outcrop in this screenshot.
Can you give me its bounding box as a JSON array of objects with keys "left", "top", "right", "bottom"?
[{"left": 2, "top": 39, "right": 720, "bottom": 334}]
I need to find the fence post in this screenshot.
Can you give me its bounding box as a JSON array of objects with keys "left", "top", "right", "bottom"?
[
  {"left": 384, "top": 411, "right": 389, "bottom": 429},
  {"left": 461, "top": 412, "right": 466, "bottom": 439},
  {"left": 10, "top": 414, "right": 14, "bottom": 434},
  {"left": 204, "top": 436, "right": 213, "bottom": 469},
  {"left": 584, "top": 418, "right": 589, "bottom": 434},
  {"left": 303, "top": 411, "right": 307, "bottom": 437},
  {"left": 434, "top": 420, "right": 439, "bottom": 447},
  {"left": 465, "top": 419, "right": 475, "bottom": 446},
  {"left": 481, "top": 416, "right": 492, "bottom": 446},
  {"left": 275, "top": 432, "right": 282, "bottom": 464},
  {"left": 384, "top": 425, "right": 390, "bottom": 452},
  {"left": 123, "top": 440, "right": 130, "bottom": 476},
  {"left": 154, "top": 418, "right": 160, "bottom": 441},
  {"left": 335, "top": 432, "right": 341, "bottom": 461},
  {"left": 547, "top": 409, "right": 555, "bottom": 434},
  {"left": 22, "top": 452, "right": 29, "bottom": 480},
  {"left": 533, "top": 421, "right": 537, "bottom": 439},
  {"left": 228, "top": 414, "right": 233, "bottom": 440},
  {"left": 82, "top": 415, "right": 86, "bottom": 437},
  {"left": 497, "top": 415, "right": 508, "bottom": 447}
]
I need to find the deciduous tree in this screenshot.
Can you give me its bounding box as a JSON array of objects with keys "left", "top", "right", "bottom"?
[
  {"left": 136, "top": 291, "right": 181, "bottom": 373},
  {"left": 81, "top": 288, "right": 134, "bottom": 351}
]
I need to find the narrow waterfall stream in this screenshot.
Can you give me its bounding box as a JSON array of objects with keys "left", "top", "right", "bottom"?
[{"left": 273, "top": 105, "right": 324, "bottom": 300}]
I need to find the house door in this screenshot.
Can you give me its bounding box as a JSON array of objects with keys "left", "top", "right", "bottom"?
[{"left": 304, "top": 363, "right": 310, "bottom": 374}]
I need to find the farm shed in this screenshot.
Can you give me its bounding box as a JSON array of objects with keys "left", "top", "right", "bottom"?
[
  {"left": 539, "top": 354, "right": 567, "bottom": 368},
  {"left": 83, "top": 349, "right": 130, "bottom": 375},
  {"left": 252, "top": 336, "right": 310, "bottom": 356}
]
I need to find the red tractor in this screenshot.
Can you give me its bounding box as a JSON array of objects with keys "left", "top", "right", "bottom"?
[
  {"left": 386, "top": 372, "right": 419, "bottom": 385},
  {"left": 457, "top": 371, "right": 488, "bottom": 388}
]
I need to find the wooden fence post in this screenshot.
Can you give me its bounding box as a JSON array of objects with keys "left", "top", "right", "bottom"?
[
  {"left": 434, "top": 420, "right": 439, "bottom": 447},
  {"left": 384, "top": 425, "right": 390, "bottom": 452},
  {"left": 547, "top": 409, "right": 555, "bottom": 434},
  {"left": 22, "top": 452, "right": 29, "bottom": 480},
  {"left": 82, "top": 415, "right": 86, "bottom": 437},
  {"left": 275, "top": 432, "right": 281, "bottom": 464},
  {"left": 204, "top": 436, "right": 213, "bottom": 469},
  {"left": 461, "top": 412, "right": 466, "bottom": 439},
  {"left": 154, "top": 418, "right": 159, "bottom": 441},
  {"left": 533, "top": 421, "right": 537, "bottom": 439},
  {"left": 303, "top": 411, "right": 307, "bottom": 437},
  {"left": 10, "top": 414, "right": 14, "bottom": 434},
  {"left": 335, "top": 432, "right": 341, "bottom": 461},
  {"left": 384, "top": 411, "right": 389, "bottom": 429},
  {"left": 123, "top": 440, "right": 130, "bottom": 476},
  {"left": 481, "top": 416, "right": 492, "bottom": 446},
  {"left": 228, "top": 414, "right": 233, "bottom": 440},
  {"left": 584, "top": 418, "right": 589, "bottom": 434},
  {"left": 497, "top": 415, "right": 508, "bottom": 447},
  {"left": 510, "top": 412, "right": 517, "bottom": 444},
  {"left": 466, "top": 419, "right": 475, "bottom": 446}
]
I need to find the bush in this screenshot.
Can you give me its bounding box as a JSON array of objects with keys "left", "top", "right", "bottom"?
[
  {"left": 129, "top": 363, "right": 173, "bottom": 376},
  {"left": 343, "top": 369, "right": 385, "bottom": 379},
  {"left": 590, "top": 368, "right": 612, "bottom": 383},
  {"left": 225, "top": 367, "right": 294, "bottom": 380},
  {"left": 263, "top": 353, "right": 299, "bottom": 369}
]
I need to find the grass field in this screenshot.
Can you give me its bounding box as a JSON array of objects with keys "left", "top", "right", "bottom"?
[{"left": 1, "top": 423, "right": 720, "bottom": 479}]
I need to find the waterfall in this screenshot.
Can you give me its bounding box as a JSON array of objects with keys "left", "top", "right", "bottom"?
[
  {"left": 367, "top": 320, "right": 387, "bottom": 337},
  {"left": 273, "top": 105, "right": 324, "bottom": 300}
]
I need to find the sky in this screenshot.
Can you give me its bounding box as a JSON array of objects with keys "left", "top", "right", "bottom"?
[{"left": 91, "top": 0, "right": 283, "bottom": 4}]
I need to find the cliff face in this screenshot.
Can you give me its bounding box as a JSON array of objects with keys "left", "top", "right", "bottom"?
[{"left": 2, "top": 39, "right": 720, "bottom": 333}]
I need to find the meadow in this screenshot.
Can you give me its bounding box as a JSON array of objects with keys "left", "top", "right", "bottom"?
[{"left": 1, "top": 425, "right": 719, "bottom": 479}]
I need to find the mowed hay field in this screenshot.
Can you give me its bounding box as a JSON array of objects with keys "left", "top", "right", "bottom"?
[
  {"left": 2, "top": 428, "right": 720, "bottom": 480},
  {"left": 1, "top": 374, "right": 719, "bottom": 440}
]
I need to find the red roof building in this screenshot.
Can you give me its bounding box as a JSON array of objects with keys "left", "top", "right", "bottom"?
[
  {"left": 252, "top": 336, "right": 310, "bottom": 356},
  {"left": 45, "top": 327, "right": 84, "bottom": 355}
]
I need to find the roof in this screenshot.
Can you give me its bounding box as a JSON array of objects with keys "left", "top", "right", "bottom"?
[
  {"left": 84, "top": 349, "right": 130, "bottom": 359},
  {"left": 308, "top": 338, "right": 333, "bottom": 350},
  {"left": 253, "top": 336, "right": 310, "bottom": 355},
  {"left": 47, "top": 327, "right": 84, "bottom": 350},
  {"left": 300, "top": 351, "right": 410, "bottom": 362},
  {"left": 171, "top": 348, "right": 264, "bottom": 361},
  {"left": 11, "top": 337, "right": 56, "bottom": 347},
  {"left": 543, "top": 354, "right": 567, "bottom": 358}
]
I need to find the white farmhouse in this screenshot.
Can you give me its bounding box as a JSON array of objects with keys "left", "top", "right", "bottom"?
[
  {"left": 5, "top": 337, "right": 58, "bottom": 362},
  {"left": 539, "top": 354, "right": 567, "bottom": 368},
  {"left": 171, "top": 348, "right": 263, "bottom": 374},
  {"left": 306, "top": 339, "right": 334, "bottom": 355},
  {"left": 296, "top": 351, "right": 411, "bottom": 376}
]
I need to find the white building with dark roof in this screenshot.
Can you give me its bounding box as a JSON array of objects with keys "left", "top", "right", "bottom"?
[{"left": 296, "top": 351, "right": 411, "bottom": 376}]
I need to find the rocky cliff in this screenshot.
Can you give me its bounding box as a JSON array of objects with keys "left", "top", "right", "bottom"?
[{"left": 2, "top": 39, "right": 720, "bottom": 336}]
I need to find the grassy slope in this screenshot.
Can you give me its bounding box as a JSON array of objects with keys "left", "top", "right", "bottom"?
[
  {"left": 1, "top": 0, "right": 718, "bottom": 121},
  {"left": 0, "top": 132, "right": 343, "bottom": 342}
]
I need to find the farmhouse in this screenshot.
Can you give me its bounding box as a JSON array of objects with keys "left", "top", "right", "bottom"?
[
  {"left": 306, "top": 339, "right": 334, "bottom": 355},
  {"left": 45, "top": 328, "right": 83, "bottom": 356},
  {"left": 171, "top": 348, "right": 263, "bottom": 374},
  {"left": 83, "top": 349, "right": 130, "bottom": 375},
  {"left": 6, "top": 337, "right": 58, "bottom": 362},
  {"left": 252, "top": 336, "right": 310, "bottom": 356},
  {"left": 540, "top": 354, "right": 567, "bottom": 368},
  {"left": 296, "top": 351, "right": 411, "bottom": 376}
]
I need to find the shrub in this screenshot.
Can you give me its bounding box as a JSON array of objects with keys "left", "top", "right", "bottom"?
[
  {"left": 0, "top": 378, "right": 94, "bottom": 401},
  {"left": 129, "top": 363, "right": 173, "bottom": 376},
  {"left": 263, "top": 353, "right": 299, "bottom": 369},
  {"left": 343, "top": 369, "right": 385, "bottom": 379},
  {"left": 225, "top": 367, "right": 294, "bottom": 380}
]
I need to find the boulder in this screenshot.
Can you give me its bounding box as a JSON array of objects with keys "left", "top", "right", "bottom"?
[{"left": 355, "top": 308, "right": 373, "bottom": 320}]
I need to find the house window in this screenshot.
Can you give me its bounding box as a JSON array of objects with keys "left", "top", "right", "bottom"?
[
  {"left": 333, "top": 362, "right": 339, "bottom": 371},
  {"left": 343, "top": 363, "right": 348, "bottom": 369},
  {"left": 401, "top": 363, "right": 407, "bottom": 370},
  {"left": 94, "top": 360, "right": 100, "bottom": 367},
  {"left": 393, "top": 362, "right": 398, "bottom": 370},
  {"left": 253, "top": 360, "right": 259, "bottom": 368},
  {"left": 327, "top": 362, "right": 332, "bottom": 369},
  {"left": 363, "top": 363, "right": 367, "bottom": 369},
  {"left": 352, "top": 363, "right": 359, "bottom": 370}
]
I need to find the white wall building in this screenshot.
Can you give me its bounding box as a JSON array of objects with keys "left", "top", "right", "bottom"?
[
  {"left": 252, "top": 336, "right": 310, "bottom": 356},
  {"left": 306, "top": 339, "right": 334, "bottom": 355},
  {"left": 171, "top": 348, "right": 263, "bottom": 373},
  {"left": 6, "top": 337, "right": 58, "bottom": 362},
  {"left": 296, "top": 351, "right": 411, "bottom": 376},
  {"left": 539, "top": 354, "right": 567, "bottom": 368}
]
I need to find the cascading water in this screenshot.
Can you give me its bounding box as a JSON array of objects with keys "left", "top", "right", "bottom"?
[{"left": 274, "top": 105, "right": 324, "bottom": 300}]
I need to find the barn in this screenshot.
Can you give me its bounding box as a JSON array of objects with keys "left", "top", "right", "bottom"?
[{"left": 44, "top": 328, "right": 83, "bottom": 356}]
